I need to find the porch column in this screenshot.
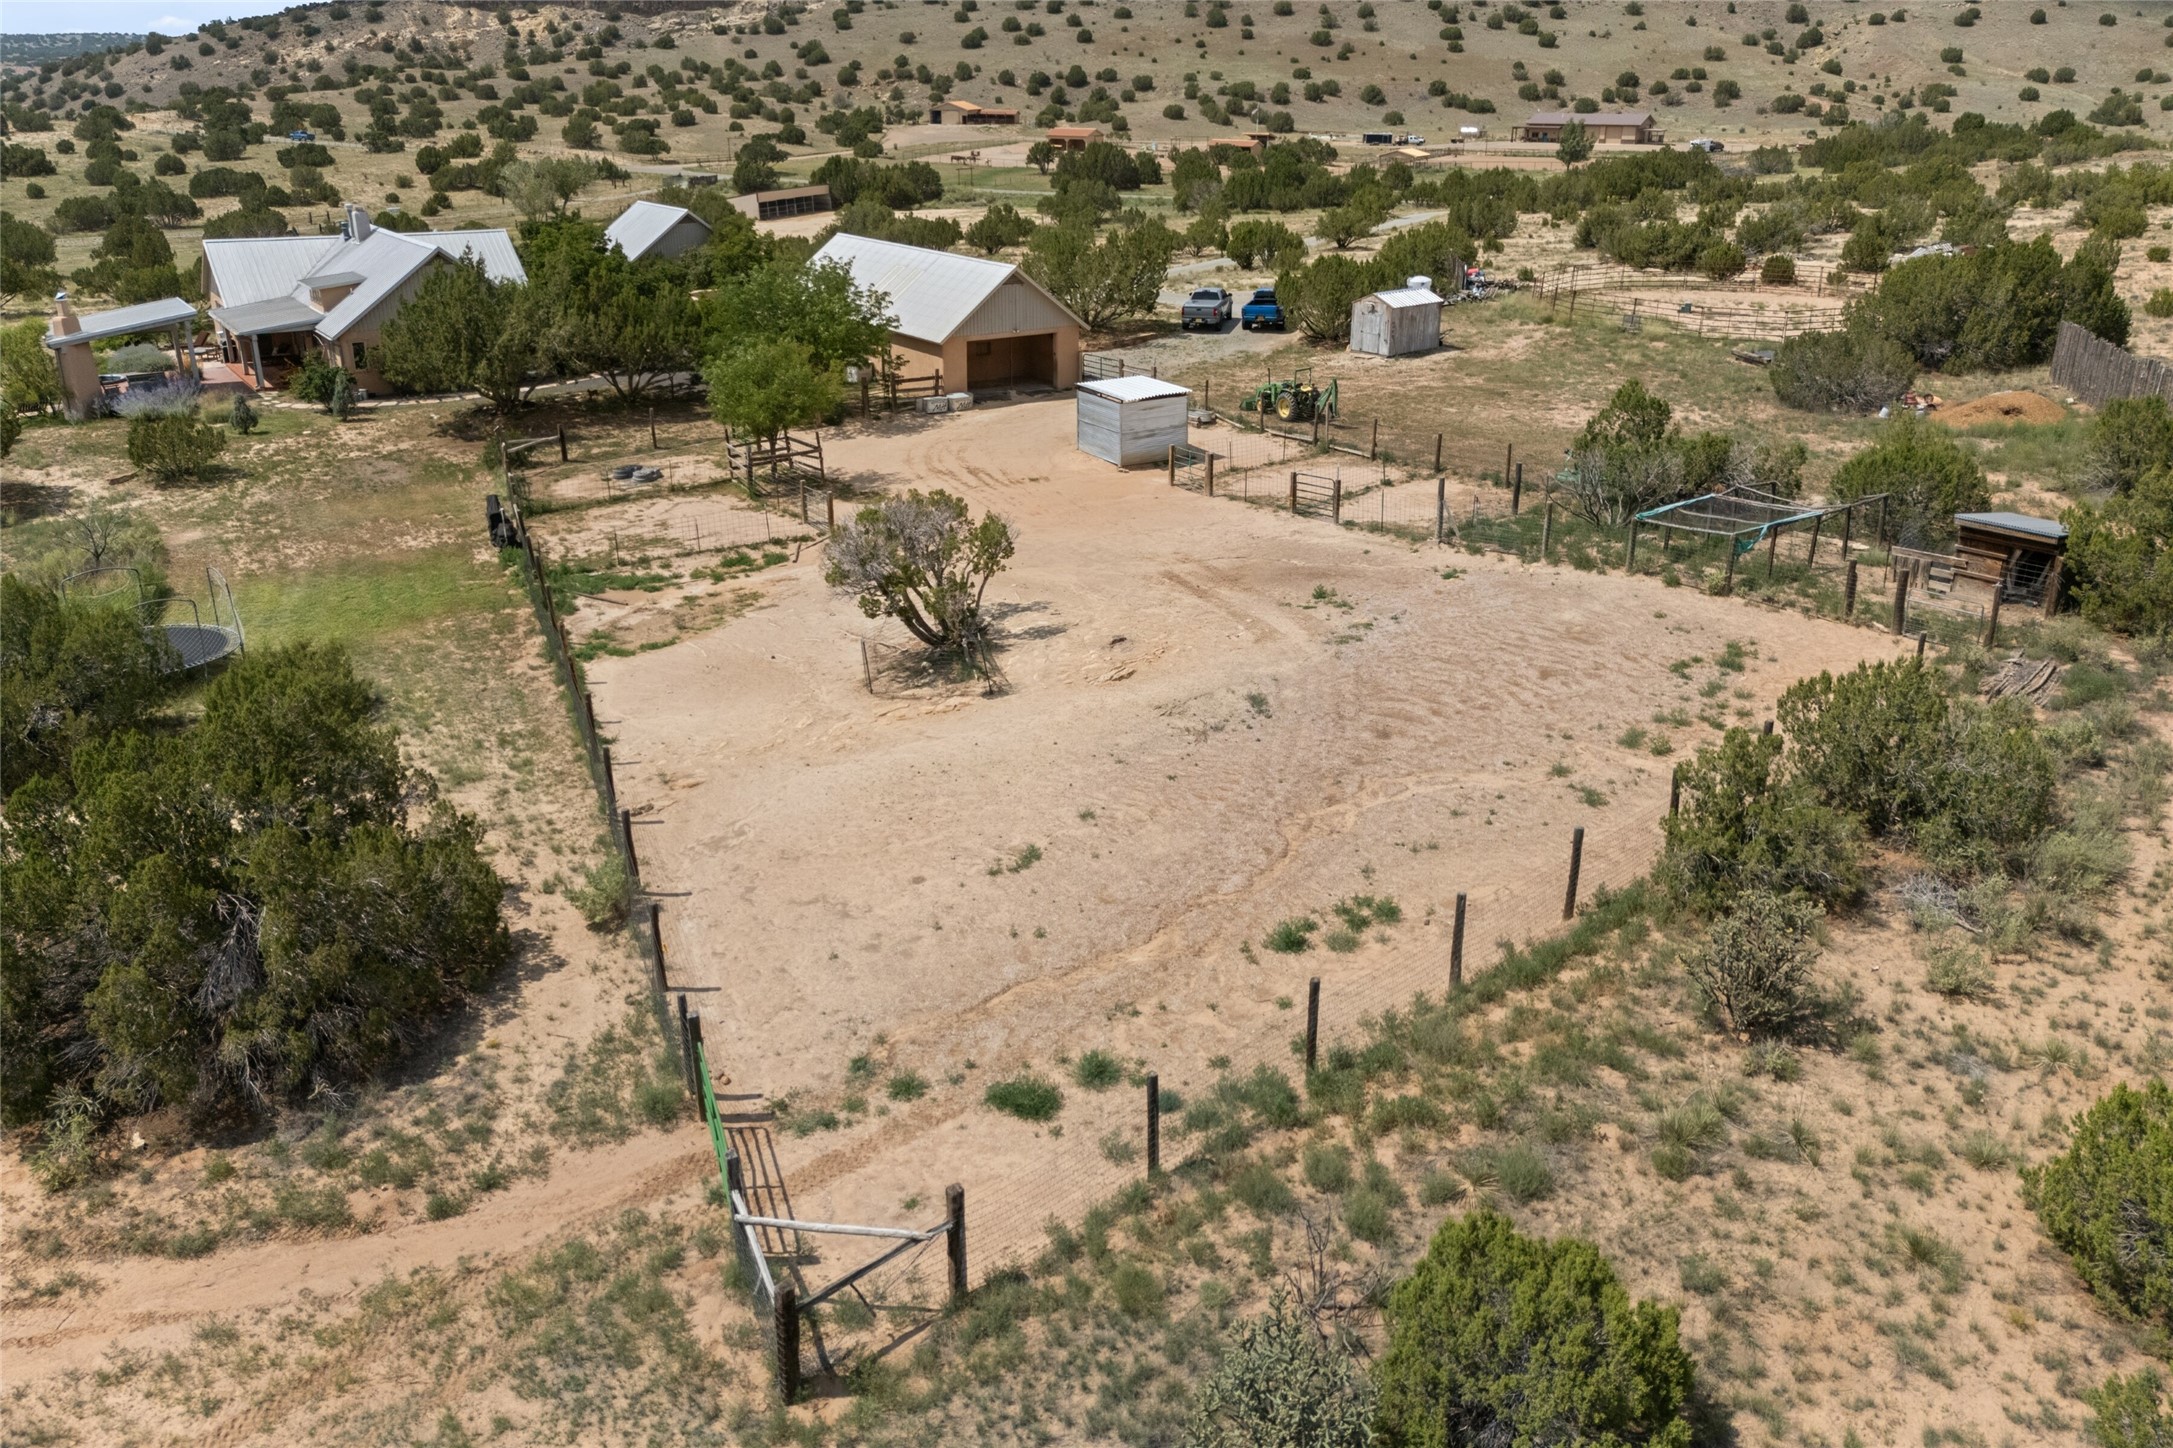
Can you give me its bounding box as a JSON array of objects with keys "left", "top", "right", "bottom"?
[{"left": 250, "top": 335, "right": 264, "bottom": 390}]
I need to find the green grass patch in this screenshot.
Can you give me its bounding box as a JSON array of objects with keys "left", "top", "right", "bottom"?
[{"left": 985, "top": 1074, "right": 1064, "bottom": 1122}]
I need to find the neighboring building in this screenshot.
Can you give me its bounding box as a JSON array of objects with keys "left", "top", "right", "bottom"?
[
  {"left": 810, "top": 233, "right": 1084, "bottom": 391},
  {"left": 42, "top": 293, "right": 200, "bottom": 417},
  {"left": 1046, "top": 125, "right": 1105, "bottom": 151},
  {"left": 725, "top": 185, "right": 836, "bottom": 222},
  {"left": 1075, "top": 375, "right": 1190, "bottom": 467},
  {"left": 198, "top": 204, "right": 525, "bottom": 395},
  {"left": 604, "top": 199, "right": 713, "bottom": 262},
  {"left": 930, "top": 99, "right": 1021, "bottom": 126},
  {"left": 1516, "top": 110, "right": 1660, "bottom": 144},
  {"left": 1349, "top": 284, "right": 1445, "bottom": 357}
]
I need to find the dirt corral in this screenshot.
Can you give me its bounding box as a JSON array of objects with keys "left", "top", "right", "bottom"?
[{"left": 586, "top": 396, "right": 1917, "bottom": 1275}]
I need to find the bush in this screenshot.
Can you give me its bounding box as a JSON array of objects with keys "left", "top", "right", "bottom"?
[
  {"left": 569, "top": 855, "right": 630, "bottom": 929},
  {"left": 1375, "top": 1210, "right": 1696, "bottom": 1447},
  {"left": 290, "top": 352, "right": 345, "bottom": 406},
  {"left": 2149, "top": 289, "right": 2173, "bottom": 320},
  {"left": 2067, "top": 465, "right": 2173, "bottom": 635},
  {"left": 1187, "top": 1295, "right": 1374, "bottom": 1448},
  {"left": 1829, "top": 414, "right": 1991, "bottom": 547},
  {"left": 2086, "top": 1370, "right": 2171, "bottom": 1448},
  {"left": 1071, "top": 1049, "right": 1122, "bottom": 1090},
  {"left": 102, "top": 342, "right": 176, "bottom": 376},
  {"left": 125, "top": 412, "right": 225, "bottom": 484},
  {"left": 1760, "top": 253, "right": 1797, "bottom": 285},
  {"left": 1659, "top": 729, "right": 1864, "bottom": 913},
  {"left": 2086, "top": 397, "right": 2173, "bottom": 494},
  {"left": 1769, "top": 327, "right": 1916, "bottom": 415},
  {"left": 985, "top": 1074, "right": 1064, "bottom": 1121},
  {"left": 1684, "top": 890, "right": 1823, "bottom": 1038},
  {"left": 2022, "top": 1079, "right": 2172, "bottom": 1331}
]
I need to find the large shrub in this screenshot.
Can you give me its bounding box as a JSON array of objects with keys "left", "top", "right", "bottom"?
[
  {"left": 1, "top": 630, "right": 511, "bottom": 1129},
  {"left": 1658, "top": 728, "right": 1863, "bottom": 912},
  {"left": 1684, "top": 889, "right": 1824, "bottom": 1039},
  {"left": 1769, "top": 327, "right": 1916, "bottom": 414},
  {"left": 2087, "top": 397, "right": 2173, "bottom": 495},
  {"left": 1375, "top": 1209, "right": 1696, "bottom": 1448},
  {"left": 1827, "top": 414, "right": 1991, "bottom": 548},
  {"left": 2023, "top": 1079, "right": 2173, "bottom": 1332},
  {"left": 1185, "top": 1295, "right": 1373, "bottom": 1448},
  {"left": 2065, "top": 466, "right": 2173, "bottom": 636},
  {"left": 125, "top": 411, "right": 226, "bottom": 484}
]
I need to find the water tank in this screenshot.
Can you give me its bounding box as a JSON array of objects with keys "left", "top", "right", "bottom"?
[{"left": 1405, "top": 275, "right": 1432, "bottom": 292}]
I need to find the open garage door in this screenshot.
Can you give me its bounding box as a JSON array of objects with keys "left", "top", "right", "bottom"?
[{"left": 966, "top": 332, "right": 1056, "bottom": 388}]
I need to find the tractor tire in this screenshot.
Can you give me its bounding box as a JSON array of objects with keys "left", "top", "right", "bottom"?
[{"left": 1275, "top": 391, "right": 1296, "bottom": 420}]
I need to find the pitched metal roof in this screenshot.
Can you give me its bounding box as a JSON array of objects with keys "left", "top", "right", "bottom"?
[
  {"left": 299, "top": 269, "right": 366, "bottom": 289},
  {"left": 202, "top": 227, "right": 526, "bottom": 341},
  {"left": 208, "top": 297, "right": 324, "bottom": 336},
  {"left": 43, "top": 296, "right": 197, "bottom": 348},
  {"left": 1956, "top": 511, "right": 2069, "bottom": 541},
  {"left": 1367, "top": 287, "right": 1445, "bottom": 308},
  {"left": 1523, "top": 110, "right": 1655, "bottom": 127},
  {"left": 604, "top": 200, "right": 710, "bottom": 261},
  {"left": 202, "top": 234, "right": 344, "bottom": 307},
  {"left": 811, "top": 233, "right": 1083, "bottom": 342},
  {"left": 1078, "top": 376, "right": 1190, "bottom": 402}
]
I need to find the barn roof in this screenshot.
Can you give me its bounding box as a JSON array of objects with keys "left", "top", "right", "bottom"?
[
  {"left": 1078, "top": 376, "right": 1190, "bottom": 402},
  {"left": 810, "top": 233, "right": 1083, "bottom": 342},
  {"left": 604, "top": 200, "right": 710, "bottom": 261}
]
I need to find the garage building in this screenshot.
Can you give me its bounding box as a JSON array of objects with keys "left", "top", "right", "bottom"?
[
  {"left": 1075, "top": 375, "right": 1190, "bottom": 467},
  {"left": 811, "top": 233, "right": 1083, "bottom": 392}
]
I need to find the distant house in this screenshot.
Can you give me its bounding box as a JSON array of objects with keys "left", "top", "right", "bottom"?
[
  {"left": 931, "top": 99, "right": 1021, "bottom": 126},
  {"left": 198, "top": 204, "right": 525, "bottom": 395},
  {"left": 1046, "top": 125, "right": 1105, "bottom": 151},
  {"left": 604, "top": 199, "right": 712, "bottom": 262},
  {"left": 1517, "top": 110, "right": 1660, "bottom": 145},
  {"left": 810, "top": 233, "right": 1085, "bottom": 391},
  {"left": 725, "top": 185, "right": 836, "bottom": 222}
]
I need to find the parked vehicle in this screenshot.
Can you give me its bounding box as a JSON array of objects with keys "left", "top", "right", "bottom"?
[
  {"left": 1180, "top": 287, "right": 1234, "bottom": 329},
  {"left": 287, "top": 128, "right": 316, "bottom": 143},
  {"left": 1240, "top": 288, "right": 1286, "bottom": 331},
  {"left": 1687, "top": 138, "right": 1724, "bottom": 153}
]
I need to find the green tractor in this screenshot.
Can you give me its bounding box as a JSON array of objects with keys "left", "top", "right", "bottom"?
[{"left": 1241, "top": 367, "right": 1340, "bottom": 424}]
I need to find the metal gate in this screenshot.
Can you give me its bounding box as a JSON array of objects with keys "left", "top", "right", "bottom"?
[
  {"left": 1290, "top": 469, "right": 1341, "bottom": 519},
  {"left": 1170, "top": 443, "right": 1214, "bottom": 494}
]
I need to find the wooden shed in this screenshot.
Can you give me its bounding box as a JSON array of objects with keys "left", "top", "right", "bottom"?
[
  {"left": 1349, "top": 285, "right": 1444, "bottom": 357},
  {"left": 1955, "top": 511, "right": 2068, "bottom": 605},
  {"left": 1075, "top": 375, "right": 1190, "bottom": 467}
]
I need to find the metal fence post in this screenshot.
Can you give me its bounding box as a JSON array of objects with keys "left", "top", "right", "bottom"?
[
  {"left": 1563, "top": 826, "right": 1584, "bottom": 921},
  {"left": 600, "top": 745, "right": 619, "bottom": 820},
  {"left": 1450, "top": 892, "right": 1466, "bottom": 988},
  {"left": 1145, "top": 1074, "right": 1161, "bottom": 1175},
  {"left": 1205, "top": 452, "right": 1215, "bottom": 497},
  {"left": 1669, "top": 765, "right": 1682, "bottom": 818},
  {"left": 649, "top": 902, "right": 667, "bottom": 994},
  {"left": 1305, "top": 976, "right": 1320, "bottom": 1071},
  {"left": 775, "top": 1287, "right": 800, "bottom": 1401},
  {"left": 1512, "top": 461, "right": 1523, "bottom": 514},
  {"left": 620, "top": 807, "right": 640, "bottom": 884},
  {"left": 678, "top": 994, "right": 697, "bottom": 1098},
  {"left": 1435, "top": 475, "right": 1446, "bottom": 545},
  {"left": 946, "top": 1184, "right": 968, "bottom": 1301},
  {"left": 1433, "top": 432, "right": 1443, "bottom": 473},
  {"left": 1289, "top": 470, "right": 1298, "bottom": 513},
  {"left": 1844, "top": 559, "right": 1859, "bottom": 617}
]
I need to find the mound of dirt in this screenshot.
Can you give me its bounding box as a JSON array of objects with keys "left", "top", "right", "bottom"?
[{"left": 1937, "top": 390, "right": 2067, "bottom": 428}]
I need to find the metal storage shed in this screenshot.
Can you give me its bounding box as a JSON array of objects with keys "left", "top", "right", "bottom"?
[
  {"left": 1350, "top": 286, "right": 1444, "bottom": 357},
  {"left": 1076, "top": 376, "right": 1191, "bottom": 467}
]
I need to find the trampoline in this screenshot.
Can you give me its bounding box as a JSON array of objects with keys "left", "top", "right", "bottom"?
[{"left": 64, "top": 565, "right": 245, "bottom": 672}]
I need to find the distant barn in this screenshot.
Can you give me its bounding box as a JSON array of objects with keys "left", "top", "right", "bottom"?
[{"left": 603, "top": 200, "right": 712, "bottom": 262}]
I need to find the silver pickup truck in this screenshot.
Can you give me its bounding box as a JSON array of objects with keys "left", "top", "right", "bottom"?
[{"left": 1180, "top": 287, "right": 1234, "bottom": 329}]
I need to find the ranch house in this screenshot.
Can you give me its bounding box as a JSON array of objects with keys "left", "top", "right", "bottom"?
[{"left": 1516, "top": 110, "right": 1661, "bottom": 145}]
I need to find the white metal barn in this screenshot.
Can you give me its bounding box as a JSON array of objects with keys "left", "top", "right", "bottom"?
[
  {"left": 1075, "top": 375, "right": 1191, "bottom": 467},
  {"left": 1349, "top": 285, "right": 1445, "bottom": 357}
]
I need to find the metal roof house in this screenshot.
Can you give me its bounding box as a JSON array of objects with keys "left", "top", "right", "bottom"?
[
  {"left": 603, "top": 199, "right": 712, "bottom": 262},
  {"left": 1516, "top": 110, "right": 1661, "bottom": 144},
  {"left": 198, "top": 204, "right": 526, "bottom": 395},
  {"left": 810, "top": 233, "right": 1084, "bottom": 392},
  {"left": 1350, "top": 284, "right": 1445, "bottom": 357}
]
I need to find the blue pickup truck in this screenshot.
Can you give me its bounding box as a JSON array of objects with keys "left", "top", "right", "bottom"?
[{"left": 1240, "top": 289, "right": 1285, "bottom": 331}]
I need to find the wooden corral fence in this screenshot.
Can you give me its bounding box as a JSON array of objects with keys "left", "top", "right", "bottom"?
[
  {"left": 1082, "top": 351, "right": 1164, "bottom": 383},
  {"left": 2052, "top": 320, "right": 2173, "bottom": 410},
  {"left": 726, "top": 429, "right": 826, "bottom": 494}
]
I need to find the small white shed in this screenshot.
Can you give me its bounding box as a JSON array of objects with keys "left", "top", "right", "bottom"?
[
  {"left": 1075, "top": 375, "right": 1191, "bottom": 467},
  {"left": 1350, "top": 285, "right": 1445, "bottom": 357}
]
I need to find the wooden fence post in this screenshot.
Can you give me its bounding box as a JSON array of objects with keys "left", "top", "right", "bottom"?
[
  {"left": 2042, "top": 556, "right": 2064, "bottom": 618},
  {"left": 1983, "top": 588, "right": 2003, "bottom": 648},
  {"left": 1305, "top": 977, "right": 1321, "bottom": 1072},
  {"left": 1723, "top": 542, "right": 1738, "bottom": 595},
  {"left": 1892, "top": 568, "right": 1909, "bottom": 636},
  {"left": 1844, "top": 560, "right": 1859, "bottom": 617},
  {"left": 1289, "top": 471, "right": 1299, "bottom": 513},
  {"left": 774, "top": 1287, "right": 800, "bottom": 1402},
  {"left": 557, "top": 425, "right": 567, "bottom": 462},
  {"left": 1205, "top": 452, "right": 1215, "bottom": 497},
  {"left": 1542, "top": 499, "right": 1555, "bottom": 562},
  {"left": 1369, "top": 418, "right": 1379, "bottom": 460},
  {"left": 649, "top": 902, "right": 667, "bottom": 993},
  {"left": 1331, "top": 477, "right": 1342, "bottom": 526},
  {"left": 1563, "top": 826, "right": 1584, "bottom": 921},
  {"left": 1916, "top": 632, "right": 1928, "bottom": 661},
  {"left": 1626, "top": 520, "right": 1640, "bottom": 574},
  {"left": 1145, "top": 1074, "right": 1161, "bottom": 1174},
  {"left": 1805, "top": 513, "right": 1823, "bottom": 570},
  {"left": 1450, "top": 893, "right": 1467, "bottom": 988},
  {"left": 600, "top": 746, "right": 619, "bottom": 821},
  {"left": 1168, "top": 445, "right": 1177, "bottom": 486},
  {"left": 620, "top": 808, "right": 640, "bottom": 884},
  {"left": 1766, "top": 526, "right": 1779, "bottom": 578},
  {"left": 1668, "top": 765, "right": 1682, "bottom": 817},
  {"left": 946, "top": 1184, "right": 968, "bottom": 1301},
  {"left": 1435, "top": 476, "right": 1447, "bottom": 545},
  {"left": 1433, "top": 432, "right": 1443, "bottom": 473}
]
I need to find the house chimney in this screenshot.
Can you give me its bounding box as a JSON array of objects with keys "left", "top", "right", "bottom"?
[
  {"left": 345, "top": 202, "right": 372, "bottom": 241},
  {"left": 49, "top": 290, "right": 80, "bottom": 339}
]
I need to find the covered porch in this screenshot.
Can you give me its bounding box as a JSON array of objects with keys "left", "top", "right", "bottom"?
[
  {"left": 208, "top": 297, "right": 325, "bottom": 392},
  {"left": 43, "top": 294, "right": 201, "bottom": 417}
]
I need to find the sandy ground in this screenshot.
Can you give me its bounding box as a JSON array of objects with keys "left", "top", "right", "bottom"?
[{"left": 585, "top": 396, "right": 1917, "bottom": 1280}]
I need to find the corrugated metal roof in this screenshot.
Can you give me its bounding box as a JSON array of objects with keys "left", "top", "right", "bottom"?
[
  {"left": 1956, "top": 511, "right": 2069, "bottom": 541},
  {"left": 44, "top": 296, "right": 198, "bottom": 348},
  {"left": 202, "top": 235, "right": 344, "bottom": 307},
  {"left": 604, "top": 200, "right": 709, "bottom": 261},
  {"left": 208, "top": 297, "right": 323, "bottom": 335},
  {"left": 413, "top": 229, "right": 526, "bottom": 281},
  {"left": 1078, "top": 375, "right": 1190, "bottom": 402},
  {"left": 300, "top": 269, "right": 366, "bottom": 289},
  {"left": 1368, "top": 288, "right": 1445, "bottom": 308},
  {"left": 315, "top": 229, "right": 527, "bottom": 341},
  {"left": 812, "top": 233, "right": 1082, "bottom": 342}
]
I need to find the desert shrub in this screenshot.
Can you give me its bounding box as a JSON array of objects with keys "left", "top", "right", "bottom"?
[
  {"left": 1375, "top": 1210, "right": 1696, "bottom": 1447},
  {"left": 1459, "top": 1143, "right": 1555, "bottom": 1203},
  {"left": 125, "top": 412, "right": 225, "bottom": 484},
  {"left": 1698, "top": 240, "right": 1747, "bottom": 280},
  {"left": 1303, "top": 1142, "right": 1354, "bottom": 1194},
  {"left": 111, "top": 377, "right": 201, "bottom": 418},
  {"left": 289, "top": 352, "right": 345, "bottom": 406},
  {"left": 226, "top": 395, "right": 258, "bottom": 435},
  {"left": 1760, "top": 253, "right": 1797, "bottom": 285},
  {"left": 1264, "top": 917, "right": 1318, "bottom": 953},
  {"left": 1685, "top": 890, "right": 1823, "bottom": 1038},
  {"left": 2085, "top": 1369, "right": 2171, "bottom": 1448},
  {"left": 1186, "top": 1294, "right": 1374, "bottom": 1448},
  {"left": 985, "top": 1074, "right": 1064, "bottom": 1121},
  {"left": 1225, "top": 217, "right": 1305, "bottom": 270},
  {"left": 2066, "top": 466, "right": 2173, "bottom": 636},
  {"left": 1770, "top": 327, "right": 1917, "bottom": 414},
  {"left": 1658, "top": 729, "right": 1863, "bottom": 912},
  {"left": 1828, "top": 414, "right": 1992, "bottom": 547},
  {"left": 2148, "top": 288, "right": 2173, "bottom": 320},
  {"left": 1072, "top": 1049, "right": 1122, "bottom": 1090},
  {"left": 1107, "top": 1260, "right": 1164, "bottom": 1319},
  {"left": 2022, "top": 1078, "right": 2172, "bottom": 1331},
  {"left": 568, "top": 855, "right": 630, "bottom": 929},
  {"left": 102, "top": 343, "right": 176, "bottom": 376},
  {"left": 2086, "top": 397, "right": 2173, "bottom": 495},
  {"left": 1226, "top": 1158, "right": 1297, "bottom": 1217},
  {"left": 1344, "top": 1185, "right": 1393, "bottom": 1243},
  {"left": 1924, "top": 943, "right": 1995, "bottom": 998}
]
